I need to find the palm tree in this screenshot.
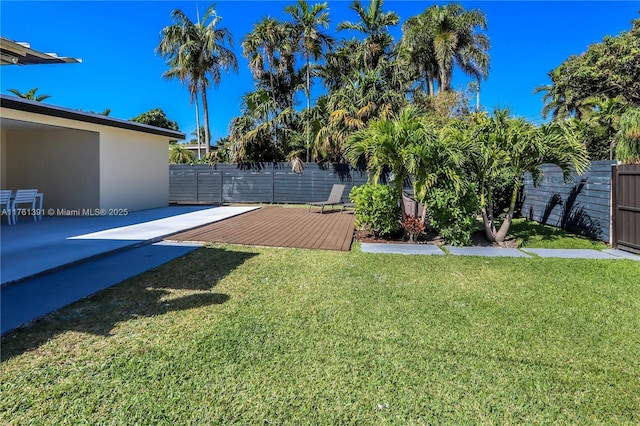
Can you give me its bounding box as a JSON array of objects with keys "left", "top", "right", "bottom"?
[
  {"left": 615, "top": 107, "right": 640, "bottom": 164},
  {"left": 315, "top": 68, "right": 405, "bottom": 162},
  {"left": 7, "top": 87, "right": 51, "bottom": 102},
  {"left": 243, "top": 18, "right": 291, "bottom": 113},
  {"left": 415, "top": 3, "right": 490, "bottom": 93},
  {"left": 169, "top": 144, "right": 196, "bottom": 164},
  {"left": 399, "top": 15, "right": 438, "bottom": 95},
  {"left": 285, "top": 0, "right": 334, "bottom": 161},
  {"left": 337, "top": 0, "right": 399, "bottom": 71},
  {"left": 535, "top": 67, "right": 590, "bottom": 121},
  {"left": 344, "top": 106, "right": 440, "bottom": 218},
  {"left": 464, "top": 110, "right": 590, "bottom": 242},
  {"left": 157, "top": 5, "right": 238, "bottom": 154}
]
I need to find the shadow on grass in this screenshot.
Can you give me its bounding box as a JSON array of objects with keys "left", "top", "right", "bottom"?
[
  {"left": 510, "top": 220, "right": 568, "bottom": 244},
  {"left": 0, "top": 246, "right": 256, "bottom": 362},
  {"left": 509, "top": 219, "right": 604, "bottom": 248}
]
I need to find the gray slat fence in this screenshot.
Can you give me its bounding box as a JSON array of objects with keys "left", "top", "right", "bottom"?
[
  {"left": 521, "top": 161, "right": 615, "bottom": 242},
  {"left": 170, "top": 163, "right": 369, "bottom": 205}
]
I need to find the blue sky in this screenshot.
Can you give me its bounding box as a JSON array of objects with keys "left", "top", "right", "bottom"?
[{"left": 1, "top": 1, "right": 638, "bottom": 142}]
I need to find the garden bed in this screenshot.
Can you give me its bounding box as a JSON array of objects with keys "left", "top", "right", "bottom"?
[
  {"left": 354, "top": 218, "right": 608, "bottom": 249},
  {"left": 355, "top": 229, "right": 518, "bottom": 248}
]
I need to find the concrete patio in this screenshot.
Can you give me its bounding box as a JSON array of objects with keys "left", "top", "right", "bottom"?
[
  {"left": 1, "top": 205, "right": 259, "bottom": 335},
  {"left": 1, "top": 205, "right": 258, "bottom": 285}
]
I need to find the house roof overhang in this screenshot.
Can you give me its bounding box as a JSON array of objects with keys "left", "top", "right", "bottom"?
[
  {"left": 1, "top": 95, "right": 186, "bottom": 140},
  {"left": 0, "top": 37, "right": 82, "bottom": 65}
]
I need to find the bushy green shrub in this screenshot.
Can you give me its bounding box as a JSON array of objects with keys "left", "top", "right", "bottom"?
[
  {"left": 350, "top": 184, "right": 401, "bottom": 237},
  {"left": 425, "top": 186, "right": 479, "bottom": 246}
]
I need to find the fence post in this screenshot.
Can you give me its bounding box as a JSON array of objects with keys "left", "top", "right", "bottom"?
[
  {"left": 272, "top": 166, "right": 275, "bottom": 204},
  {"left": 610, "top": 164, "right": 616, "bottom": 248}
]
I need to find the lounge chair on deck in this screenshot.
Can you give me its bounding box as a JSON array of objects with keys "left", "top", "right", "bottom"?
[{"left": 308, "top": 184, "right": 346, "bottom": 213}]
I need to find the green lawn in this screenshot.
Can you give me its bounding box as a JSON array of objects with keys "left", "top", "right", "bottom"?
[
  {"left": 2, "top": 244, "right": 639, "bottom": 424},
  {"left": 510, "top": 219, "right": 609, "bottom": 249}
]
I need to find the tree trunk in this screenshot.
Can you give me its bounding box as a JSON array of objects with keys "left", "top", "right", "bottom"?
[
  {"left": 424, "top": 71, "right": 434, "bottom": 96},
  {"left": 201, "top": 86, "right": 211, "bottom": 154},
  {"left": 395, "top": 180, "right": 407, "bottom": 220},
  {"left": 481, "top": 207, "right": 497, "bottom": 243},
  {"left": 493, "top": 182, "right": 521, "bottom": 243},
  {"left": 267, "top": 56, "right": 278, "bottom": 148},
  {"left": 480, "top": 185, "right": 497, "bottom": 242},
  {"left": 306, "top": 56, "right": 311, "bottom": 162}
]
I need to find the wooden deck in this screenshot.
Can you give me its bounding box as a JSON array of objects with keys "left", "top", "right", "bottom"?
[{"left": 167, "top": 206, "right": 355, "bottom": 251}]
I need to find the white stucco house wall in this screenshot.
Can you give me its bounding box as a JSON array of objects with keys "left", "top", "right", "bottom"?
[{"left": 0, "top": 95, "right": 185, "bottom": 213}]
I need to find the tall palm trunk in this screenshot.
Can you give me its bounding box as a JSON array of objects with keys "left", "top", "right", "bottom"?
[
  {"left": 306, "top": 55, "right": 311, "bottom": 162},
  {"left": 483, "top": 179, "right": 520, "bottom": 243},
  {"left": 266, "top": 52, "right": 279, "bottom": 148},
  {"left": 493, "top": 181, "right": 521, "bottom": 242},
  {"left": 480, "top": 183, "right": 496, "bottom": 241},
  {"left": 201, "top": 86, "right": 211, "bottom": 154}
]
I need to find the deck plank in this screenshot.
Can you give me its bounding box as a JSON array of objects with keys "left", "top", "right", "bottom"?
[{"left": 168, "top": 206, "right": 355, "bottom": 251}]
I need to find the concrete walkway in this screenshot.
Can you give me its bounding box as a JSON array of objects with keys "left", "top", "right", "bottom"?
[
  {"left": 360, "top": 242, "right": 640, "bottom": 260},
  {"left": 1, "top": 205, "right": 258, "bottom": 335}
]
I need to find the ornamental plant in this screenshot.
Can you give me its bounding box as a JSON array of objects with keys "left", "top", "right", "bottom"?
[
  {"left": 401, "top": 215, "right": 425, "bottom": 242},
  {"left": 350, "top": 184, "right": 400, "bottom": 237}
]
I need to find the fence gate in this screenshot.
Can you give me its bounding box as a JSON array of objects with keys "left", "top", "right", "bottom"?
[{"left": 612, "top": 164, "right": 640, "bottom": 254}]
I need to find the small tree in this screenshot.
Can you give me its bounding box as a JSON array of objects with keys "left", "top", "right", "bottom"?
[
  {"left": 344, "top": 106, "right": 436, "bottom": 218},
  {"left": 169, "top": 144, "right": 195, "bottom": 164},
  {"left": 131, "top": 108, "right": 179, "bottom": 131},
  {"left": 465, "top": 110, "right": 590, "bottom": 243}
]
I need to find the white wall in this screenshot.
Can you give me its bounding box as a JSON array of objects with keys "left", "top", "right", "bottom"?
[
  {"left": 1, "top": 108, "right": 172, "bottom": 213},
  {"left": 1, "top": 128, "right": 7, "bottom": 188},
  {"left": 99, "top": 127, "right": 169, "bottom": 211},
  {"left": 3, "top": 127, "right": 100, "bottom": 210}
]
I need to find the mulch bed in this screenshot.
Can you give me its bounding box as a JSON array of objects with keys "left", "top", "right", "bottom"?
[{"left": 355, "top": 229, "right": 518, "bottom": 248}]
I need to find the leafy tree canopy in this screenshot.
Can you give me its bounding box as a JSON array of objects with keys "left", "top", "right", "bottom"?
[
  {"left": 615, "top": 107, "right": 640, "bottom": 164},
  {"left": 131, "top": 108, "right": 180, "bottom": 131},
  {"left": 538, "top": 17, "right": 640, "bottom": 120}
]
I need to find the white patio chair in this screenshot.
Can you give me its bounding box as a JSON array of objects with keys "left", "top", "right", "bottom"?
[
  {"left": 10, "top": 189, "right": 38, "bottom": 223},
  {"left": 1, "top": 189, "right": 13, "bottom": 225},
  {"left": 35, "top": 192, "right": 43, "bottom": 221}
]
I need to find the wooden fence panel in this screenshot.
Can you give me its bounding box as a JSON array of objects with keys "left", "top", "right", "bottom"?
[{"left": 613, "top": 164, "right": 640, "bottom": 254}]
